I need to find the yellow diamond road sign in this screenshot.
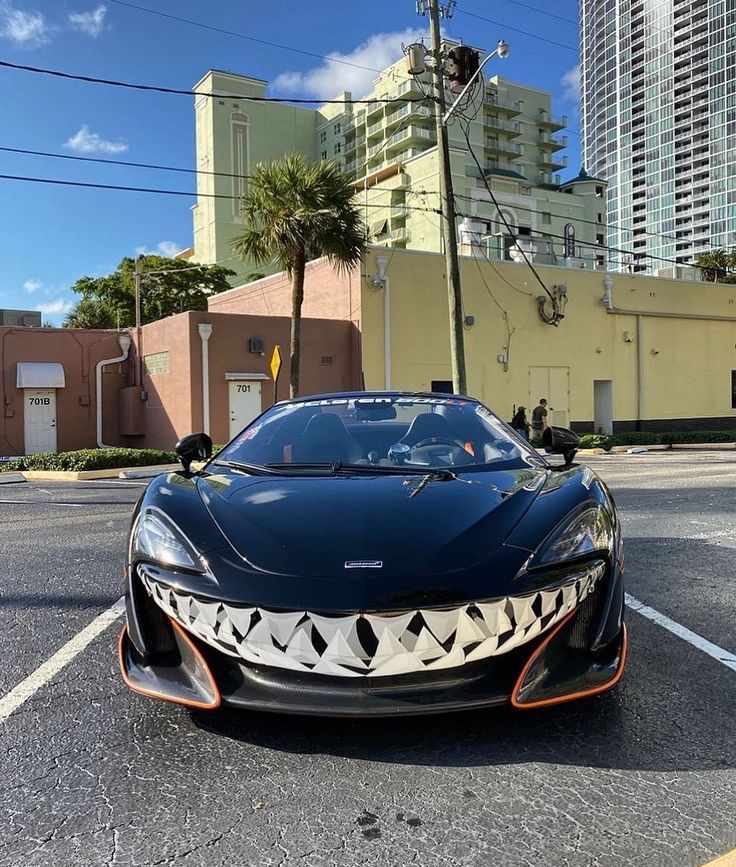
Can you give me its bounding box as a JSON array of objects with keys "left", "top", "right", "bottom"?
[{"left": 270, "top": 344, "right": 282, "bottom": 381}]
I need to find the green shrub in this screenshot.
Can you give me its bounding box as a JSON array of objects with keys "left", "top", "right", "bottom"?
[
  {"left": 578, "top": 434, "right": 611, "bottom": 450},
  {"left": 0, "top": 447, "right": 177, "bottom": 473}
]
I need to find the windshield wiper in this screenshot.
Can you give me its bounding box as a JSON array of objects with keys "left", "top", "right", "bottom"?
[
  {"left": 211, "top": 459, "right": 282, "bottom": 476},
  {"left": 265, "top": 461, "right": 458, "bottom": 480},
  {"left": 265, "top": 461, "right": 344, "bottom": 474}
]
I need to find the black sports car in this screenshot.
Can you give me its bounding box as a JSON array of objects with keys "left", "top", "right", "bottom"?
[{"left": 119, "top": 392, "right": 626, "bottom": 715}]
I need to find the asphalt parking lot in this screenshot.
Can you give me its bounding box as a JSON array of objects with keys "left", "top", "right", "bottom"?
[{"left": 1, "top": 452, "right": 735, "bottom": 867}]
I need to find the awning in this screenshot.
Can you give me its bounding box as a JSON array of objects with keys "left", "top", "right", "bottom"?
[{"left": 16, "top": 362, "right": 66, "bottom": 388}]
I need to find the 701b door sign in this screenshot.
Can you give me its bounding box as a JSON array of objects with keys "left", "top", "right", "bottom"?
[{"left": 28, "top": 397, "right": 51, "bottom": 405}]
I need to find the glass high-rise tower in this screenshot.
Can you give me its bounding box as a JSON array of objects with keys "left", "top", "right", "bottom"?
[{"left": 580, "top": 0, "right": 736, "bottom": 274}]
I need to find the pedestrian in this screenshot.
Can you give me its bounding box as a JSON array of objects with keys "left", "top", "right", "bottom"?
[
  {"left": 531, "top": 398, "right": 549, "bottom": 440},
  {"left": 510, "top": 406, "right": 530, "bottom": 440}
]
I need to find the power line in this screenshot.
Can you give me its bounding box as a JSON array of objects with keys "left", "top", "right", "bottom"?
[
  {"left": 488, "top": 0, "right": 578, "bottom": 26},
  {"left": 106, "top": 0, "right": 383, "bottom": 74},
  {"left": 0, "top": 170, "right": 713, "bottom": 272},
  {"left": 0, "top": 60, "right": 423, "bottom": 106},
  {"left": 0, "top": 145, "right": 253, "bottom": 181},
  {"left": 454, "top": 8, "right": 579, "bottom": 52}
]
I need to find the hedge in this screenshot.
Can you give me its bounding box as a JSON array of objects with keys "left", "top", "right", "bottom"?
[
  {"left": 0, "top": 448, "right": 178, "bottom": 473},
  {"left": 577, "top": 431, "right": 736, "bottom": 451}
]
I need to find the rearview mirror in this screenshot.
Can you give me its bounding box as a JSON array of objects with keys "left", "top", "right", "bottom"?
[
  {"left": 542, "top": 426, "right": 580, "bottom": 467},
  {"left": 175, "top": 432, "right": 213, "bottom": 474}
]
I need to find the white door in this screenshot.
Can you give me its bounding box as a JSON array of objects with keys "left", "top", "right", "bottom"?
[
  {"left": 24, "top": 388, "right": 57, "bottom": 454},
  {"left": 593, "top": 380, "right": 614, "bottom": 435},
  {"left": 228, "top": 381, "right": 262, "bottom": 438}
]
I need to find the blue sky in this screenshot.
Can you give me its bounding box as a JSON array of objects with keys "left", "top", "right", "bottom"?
[{"left": 0, "top": 0, "right": 581, "bottom": 323}]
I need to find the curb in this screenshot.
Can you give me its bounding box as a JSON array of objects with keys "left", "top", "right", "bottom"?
[
  {"left": 0, "top": 473, "right": 27, "bottom": 485},
  {"left": 118, "top": 466, "right": 180, "bottom": 480},
  {"left": 608, "top": 443, "right": 736, "bottom": 454},
  {"left": 16, "top": 464, "right": 180, "bottom": 482}
]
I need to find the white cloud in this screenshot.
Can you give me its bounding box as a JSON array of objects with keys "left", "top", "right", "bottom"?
[
  {"left": 0, "top": 1, "right": 50, "bottom": 47},
  {"left": 135, "top": 241, "right": 183, "bottom": 258},
  {"left": 23, "top": 279, "right": 42, "bottom": 293},
  {"left": 561, "top": 64, "right": 581, "bottom": 104},
  {"left": 68, "top": 4, "right": 106, "bottom": 38},
  {"left": 64, "top": 125, "right": 128, "bottom": 155},
  {"left": 36, "top": 297, "right": 74, "bottom": 315},
  {"left": 271, "top": 28, "right": 424, "bottom": 100}
]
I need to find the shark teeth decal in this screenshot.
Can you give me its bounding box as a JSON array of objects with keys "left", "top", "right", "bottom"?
[{"left": 139, "top": 562, "right": 604, "bottom": 678}]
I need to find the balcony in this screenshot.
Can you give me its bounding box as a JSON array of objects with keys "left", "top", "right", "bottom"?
[
  {"left": 385, "top": 104, "right": 432, "bottom": 127},
  {"left": 538, "top": 133, "right": 568, "bottom": 151},
  {"left": 537, "top": 110, "right": 567, "bottom": 131},
  {"left": 367, "top": 120, "right": 384, "bottom": 138},
  {"left": 385, "top": 125, "right": 436, "bottom": 151},
  {"left": 484, "top": 94, "right": 521, "bottom": 115},
  {"left": 391, "top": 204, "right": 408, "bottom": 220},
  {"left": 485, "top": 138, "right": 523, "bottom": 157},
  {"left": 484, "top": 116, "right": 521, "bottom": 136},
  {"left": 538, "top": 152, "right": 568, "bottom": 170}
]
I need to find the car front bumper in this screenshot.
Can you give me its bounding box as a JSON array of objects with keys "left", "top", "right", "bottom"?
[{"left": 119, "top": 557, "right": 627, "bottom": 716}]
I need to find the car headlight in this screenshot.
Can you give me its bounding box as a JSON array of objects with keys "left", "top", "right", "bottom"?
[
  {"left": 132, "top": 509, "right": 202, "bottom": 571},
  {"left": 532, "top": 504, "right": 614, "bottom": 568}
]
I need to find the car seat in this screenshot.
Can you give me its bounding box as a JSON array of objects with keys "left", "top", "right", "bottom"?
[{"left": 291, "top": 413, "right": 364, "bottom": 464}]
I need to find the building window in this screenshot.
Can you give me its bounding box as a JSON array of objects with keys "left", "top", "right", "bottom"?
[
  {"left": 596, "top": 233, "right": 605, "bottom": 244},
  {"left": 319, "top": 130, "right": 327, "bottom": 143},
  {"left": 334, "top": 142, "right": 341, "bottom": 154},
  {"left": 541, "top": 212, "right": 551, "bottom": 224},
  {"left": 334, "top": 122, "right": 341, "bottom": 135},
  {"left": 732, "top": 370, "right": 736, "bottom": 409},
  {"left": 596, "top": 186, "right": 604, "bottom": 197},
  {"left": 321, "top": 150, "right": 328, "bottom": 160},
  {"left": 597, "top": 213, "right": 603, "bottom": 222}
]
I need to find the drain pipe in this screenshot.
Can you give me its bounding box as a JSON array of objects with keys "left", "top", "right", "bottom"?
[
  {"left": 96, "top": 333, "right": 132, "bottom": 448},
  {"left": 198, "top": 323, "right": 213, "bottom": 435}
]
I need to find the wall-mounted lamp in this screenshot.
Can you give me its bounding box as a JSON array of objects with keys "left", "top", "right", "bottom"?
[
  {"left": 463, "top": 314, "right": 475, "bottom": 327},
  {"left": 602, "top": 275, "right": 614, "bottom": 310},
  {"left": 372, "top": 255, "right": 388, "bottom": 290}
]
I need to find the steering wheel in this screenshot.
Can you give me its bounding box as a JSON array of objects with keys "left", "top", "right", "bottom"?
[{"left": 411, "top": 436, "right": 467, "bottom": 450}]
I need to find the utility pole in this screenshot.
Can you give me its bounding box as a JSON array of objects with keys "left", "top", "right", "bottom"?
[
  {"left": 134, "top": 255, "right": 143, "bottom": 386},
  {"left": 426, "top": 0, "right": 467, "bottom": 395}
]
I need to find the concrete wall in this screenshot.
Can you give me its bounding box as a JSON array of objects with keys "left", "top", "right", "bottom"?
[
  {"left": 0, "top": 327, "right": 127, "bottom": 456},
  {"left": 137, "top": 310, "right": 360, "bottom": 450},
  {"left": 359, "top": 247, "right": 736, "bottom": 431}
]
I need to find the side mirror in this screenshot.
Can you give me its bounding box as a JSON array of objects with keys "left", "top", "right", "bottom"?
[
  {"left": 542, "top": 426, "right": 580, "bottom": 467},
  {"left": 175, "top": 432, "right": 213, "bottom": 474}
]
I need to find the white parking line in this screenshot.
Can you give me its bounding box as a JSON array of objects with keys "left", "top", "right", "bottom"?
[
  {"left": 0, "top": 500, "right": 86, "bottom": 507},
  {"left": 626, "top": 593, "right": 736, "bottom": 673},
  {"left": 1, "top": 592, "right": 733, "bottom": 724},
  {"left": 0, "top": 597, "right": 125, "bottom": 724}
]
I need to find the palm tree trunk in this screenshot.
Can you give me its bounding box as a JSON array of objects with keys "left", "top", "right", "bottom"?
[{"left": 290, "top": 247, "right": 306, "bottom": 398}]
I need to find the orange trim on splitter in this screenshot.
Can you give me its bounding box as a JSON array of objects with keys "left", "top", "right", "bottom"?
[
  {"left": 118, "top": 619, "right": 221, "bottom": 710},
  {"left": 511, "top": 611, "right": 628, "bottom": 710}
]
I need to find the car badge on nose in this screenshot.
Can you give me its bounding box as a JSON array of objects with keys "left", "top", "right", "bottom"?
[{"left": 345, "top": 560, "right": 383, "bottom": 569}]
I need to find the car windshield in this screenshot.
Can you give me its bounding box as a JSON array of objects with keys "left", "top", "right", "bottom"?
[{"left": 214, "top": 395, "right": 544, "bottom": 472}]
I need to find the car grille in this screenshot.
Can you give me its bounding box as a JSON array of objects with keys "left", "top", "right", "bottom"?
[{"left": 139, "top": 562, "right": 604, "bottom": 678}]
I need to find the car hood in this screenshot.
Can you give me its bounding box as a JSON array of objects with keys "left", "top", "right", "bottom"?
[{"left": 196, "top": 466, "right": 547, "bottom": 580}]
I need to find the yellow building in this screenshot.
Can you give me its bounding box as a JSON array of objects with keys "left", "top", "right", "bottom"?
[{"left": 210, "top": 247, "right": 736, "bottom": 433}]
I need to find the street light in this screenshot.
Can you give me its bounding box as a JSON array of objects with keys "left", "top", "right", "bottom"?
[{"left": 442, "top": 40, "right": 511, "bottom": 126}]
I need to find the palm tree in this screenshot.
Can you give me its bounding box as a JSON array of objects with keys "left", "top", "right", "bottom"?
[
  {"left": 233, "top": 154, "right": 366, "bottom": 398},
  {"left": 696, "top": 249, "right": 736, "bottom": 284}
]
